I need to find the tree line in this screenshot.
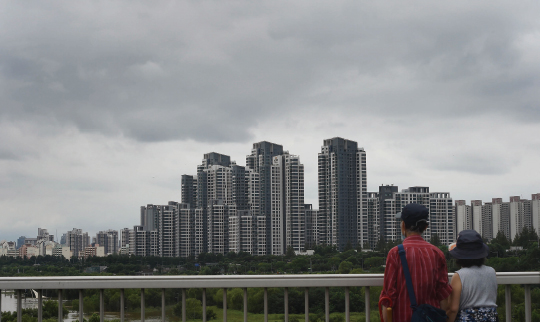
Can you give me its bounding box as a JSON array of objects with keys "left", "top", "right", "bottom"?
[{"left": 1, "top": 230, "right": 539, "bottom": 321}]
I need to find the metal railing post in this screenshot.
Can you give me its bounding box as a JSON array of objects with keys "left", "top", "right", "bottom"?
[
  {"left": 525, "top": 284, "right": 531, "bottom": 322},
  {"left": 120, "top": 289, "right": 125, "bottom": 322},
  {"left": 305, "top": 288, "right": 309, "bottom": 322},
  {"left": 182, "top": 289, "right": 186, "bottom": 322},
  {"left": 202, "top": 288, "right": 207, "bottom": 322},
  {"left": 325, "top": 287, "right": 329, "bottom": 322},
  {"left": 284, "top": 287, "right": 289, "bottom": 322},
  {"left": 58, "top": 289, "right": 63, "bottom": 322},
  {"left": 505, "top": 285, "right": 511, "bottom": 322},
  {"left": 0, "top": 288, "right": 2, "bottom": 322},
  {"left": 243, "top": 288, "right": 248, "bottom": 322},
  {"left": 223, "top": 288, "right": 227, "bottom": 322},
  {"left": 16, "top": 289, "right": 22, "bottom": 322},
  {"left": 79, "top": 289, "right": 83, "bottom": 322},
  {"left": 345, "top": 287, "right": 350, "bottom": 322},
  {"left": 264, "top": 287, "right": 268, "bottom": 322},
  {"left": 365, "top": 286, "right": 370, "bottom": 322},
  {"left": 100, "top": 289, "right": 104, "bottom": 322},
  {"left": 161, "top": 289, "right": 166, "bottom": 322},
  {"left": 141, "top": 288, "right": 145, "bottom": 322},
  {"left": 38, "top": 290, "right": 43, "bottom": 322}
]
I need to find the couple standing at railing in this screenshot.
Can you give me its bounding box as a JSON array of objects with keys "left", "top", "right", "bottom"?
[{"left": 378, "top": 203, "right": 498, "bottom": 322}]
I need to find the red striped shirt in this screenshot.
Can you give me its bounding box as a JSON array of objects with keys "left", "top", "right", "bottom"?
[{"left": 379, "top": 235, "right": 452, "bottom": 322}]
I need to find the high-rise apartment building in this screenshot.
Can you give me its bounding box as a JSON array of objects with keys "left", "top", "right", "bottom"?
[
  {"left": 455, "top": 200, "right": 472, "bottom": 234},
  {"left": 196, "top": 153, "right": 232, "bottom": 209},
  {"left": 429, "top": 192, "right": 454, "bottom": 245},
  {"left": 365, "top": 192, "right": 380, "bottom": 248},
  {"left": 66, "top": 228, "right": 90, "bottom": 258},
  {"left": 378, "top": 185, "right": 399, "bottom": 244},
  {"left": 229, "top": 210, "right": 266, "bottom": 255},
  {"left": 120, "top": 228, "right": 130, "bottom": 248},
  {"left": 471, "top": 200, "right": 483, "bottom": 234},
  {"left": 246, "top": 142, "right": 284, "bottom": 215},
  {"left": 304, "top": 204, "right": 319, "bottom": 248},
  {"left": 455, "top": 194, "right": 540, "bottom": 242},
  {"left": 270, "top": 153, "right": 305, "bottom": 254},
  {"left": 481, "top": 202, "right": 493, "bottom": 240},
  {"left": 129, "top": 226, "right": 155, "bottom": 257},
  {"left": 485, "top": 198, "right": 511, "bottom": 240},
  {"left": 128, "top": 202, "right": 191, "bottom": 257},
  {"left": 533, "top": 193, "right": 540, "bottom": 236},
  {"left": 37, "top": 229, "right": 54, "bottom": 242},
  {"left": 179, "top": 208, "right": 196, "bottom": 258},
  {"left": 96, "top": 230, "right": 119, "bottom": 255},
  {"left": 207, "top": 201, "right": 234, "bottom": 254},
  {"left": 510, "top": 196, "right": 528, "bottom": 241},
  {"left": 375, "top": 186, "right": 454, "bottom": 245},
  {"left": 318, "top": 137, "right": 366, "bottom": 251},
  {"left": 194, "top": 208, "right": 207, "bottom": 256},
  {"left": 246, "top": 142, "right": 284, "bottom": 254},
  {"left": 159, "top": 202, "right": 182, "bottom": 257},
  {"left": 181, "top": 175, "right": 197, "bottom": 208},
  {"left": 16, "top": 236, "right": 26, "bottom": 249},
  {"left": 180, "top": 143, "right": 305, "bottom": 256}
]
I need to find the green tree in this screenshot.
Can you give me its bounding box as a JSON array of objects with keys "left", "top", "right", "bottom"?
[
  {"left": 286, "top": 246, "right": 296, "bottom": 259},
  {"left": 174, "top": 298, "right": 205, "bottom": 320},
  {"left": 493, "top": 231, "right": 511, "bottom": 249},
  {"left": 227, "top": 288, "right": 244, "bottom": 310},
  {"left": 364, "top": 257, "right": 385, "bottom": 270},
  {"left": 430, "top": 234, "right": 442, "bottom": 247},
  {"left": 43, "top": 300, "right": 68, "bottom": 319},
  {"left": 374, "top": 237, "right": 386, "bottom": 252},
  {"left": 343, "top": 241, "right": 353, "bottom": 251},
  {"left": 338, "top": 261, "right": 353, "bottom": 274}
]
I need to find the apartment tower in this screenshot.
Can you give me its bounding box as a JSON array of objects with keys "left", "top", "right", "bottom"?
[{"left": 318, "top": 137, "right": 366, "bottom": 251}]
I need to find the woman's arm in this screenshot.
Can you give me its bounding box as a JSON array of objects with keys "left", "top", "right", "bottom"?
[{"left": 446, "top": 272, "right": 462, "bottom": 322}]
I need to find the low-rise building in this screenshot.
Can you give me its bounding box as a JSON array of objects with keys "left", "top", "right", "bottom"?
[
  {"left": 19, "top": 244, "right": 39, "bottom": 258},
  {"left": 84, "top": 244, "right": 105, "bottom": 258},
  {"left": 52, "top": 244, "right": 73, "bottom": 259}
]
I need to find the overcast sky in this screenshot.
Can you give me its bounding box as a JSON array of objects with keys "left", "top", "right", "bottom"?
[{"left": 1, "top": 1, "right": 539, "bottom": 242}]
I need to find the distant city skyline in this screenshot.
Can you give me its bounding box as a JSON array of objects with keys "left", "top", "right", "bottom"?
[
  {"left": 1, "top": 137, "right": 539, "bottom": 242},
  {"left": 1, "top": 1, "right": 540, "bottom": 243},
  {"left": 2, "top": 138, "right": 539, "bottom": 252}
]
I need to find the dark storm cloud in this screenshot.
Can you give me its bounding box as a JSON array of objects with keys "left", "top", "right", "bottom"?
[
  {"left": 1, "top": 0, "right": 539, "bottom": 146},
  {"left": 0, "top": 150, "right": 19, "bottom": 160}
]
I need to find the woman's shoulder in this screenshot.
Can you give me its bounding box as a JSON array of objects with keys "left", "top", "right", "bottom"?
[
  {"left": 482, "top": 265, "right": 497, "bottom": 274},
  {"left": 457, "top": 265, "right": 496, "bottom": 274}
]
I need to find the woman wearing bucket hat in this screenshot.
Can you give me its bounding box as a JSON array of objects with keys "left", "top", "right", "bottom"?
[{"left": 446, "top": 230, "right": 498, "bottom": 322}]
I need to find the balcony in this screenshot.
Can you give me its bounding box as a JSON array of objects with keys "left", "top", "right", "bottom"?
[{"left": 1, "top": 272, "right": 539, "bottom": 322}]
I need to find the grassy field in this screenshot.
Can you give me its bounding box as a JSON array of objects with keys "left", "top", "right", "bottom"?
[{"left": 128, "top": 305, "right": 381, "bottom": 322}]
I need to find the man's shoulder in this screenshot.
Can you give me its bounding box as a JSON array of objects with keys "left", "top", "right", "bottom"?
[
  {"left": 424, "top": 243, "right": 447, "bottom": 260},
  {"left": 405, "top": 239, "right": 445, "bottom": 256},
  {"left": 389, "top": 245, "right": 401, "bottom": 253},
  {"left": 386, "top": 245, "right": 400, "bottom": 258}
]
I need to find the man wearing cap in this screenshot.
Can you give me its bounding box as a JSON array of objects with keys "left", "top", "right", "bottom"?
[{"left": 379, "top": 203, "right": 452, "bottom": 322}]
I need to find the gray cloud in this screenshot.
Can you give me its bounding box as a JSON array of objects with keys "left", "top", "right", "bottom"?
[
  {"left": 1, "top": 0, "right": 540, "bottom": 241},
  {"left": 2, "top": 1, "right": 539, "bottom": 145}
]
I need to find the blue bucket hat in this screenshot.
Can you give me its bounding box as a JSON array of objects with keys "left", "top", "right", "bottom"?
[{"left": 450, "top": 230, "right": 489, "bottom": 259}]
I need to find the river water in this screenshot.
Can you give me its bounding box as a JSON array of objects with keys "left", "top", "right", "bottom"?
[{"left": 0, "top": 292, "right": 162, "bottom": 322}]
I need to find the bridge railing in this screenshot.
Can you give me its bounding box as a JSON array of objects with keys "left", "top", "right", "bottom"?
[{"left": 1, "top": 272, "right": 539, "bottom": 322}]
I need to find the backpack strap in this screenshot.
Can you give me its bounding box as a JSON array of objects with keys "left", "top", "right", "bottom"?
[{"left": 397, "top": 244, "right": 417, "bottom": 308}]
